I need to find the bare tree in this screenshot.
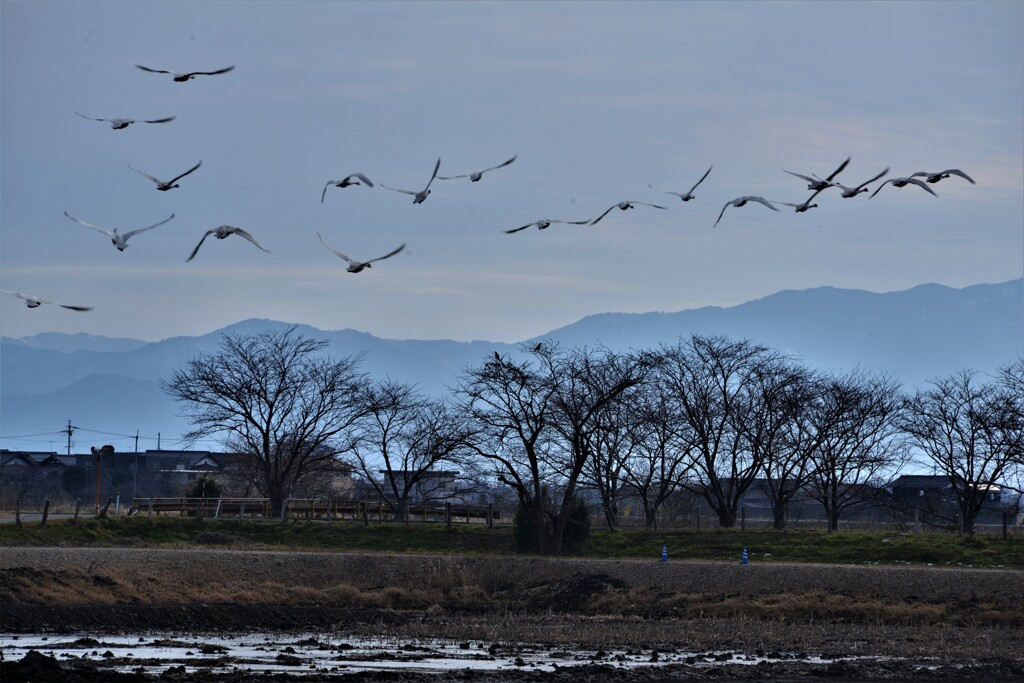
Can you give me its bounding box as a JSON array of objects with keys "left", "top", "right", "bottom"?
[
  {"left": 742, "top": 358, "right": 818, "bottom": 529},
  {"left": 162, "top": 326, "right": 367, "bottom": 516},
  {"left": 807, "top": 369, "right": 907, "bottom": 531},
  {"left": 617, "top": 376, "right": 691, "bottom": 529},
  {"left": 900, "top": 369, "right": 1017, "bottom": 534},
  {"left": 349, "top": 380, "right": 471, "bottom": 521},
  {"left": 659, "top": 335, "right": 777, "bottom": 527},
  {"left": 458, "top": 345, "right": 648, "bottom": 553}
]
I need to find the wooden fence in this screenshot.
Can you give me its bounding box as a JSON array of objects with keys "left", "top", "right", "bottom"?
[{"left": 130, "top": 497, "right": 500, "bottom": 526}]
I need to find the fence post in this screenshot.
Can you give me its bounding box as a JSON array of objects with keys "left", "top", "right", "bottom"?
[
  {"left": 741, "top": 506, "right": 746, "bottom": 532},
  {"left": 41, "top": 500, "right": 50, "bottom": 526},
  {"left": 99, "top": 497, "right": 113, "bottom": 519},
  {"left": 327, "top": 498, "right": 333, "bottom": 522},
  {"left": 362, "top": 501, "right": 370, "bottom": 526},
  {"left": 72, "top": 499, "right": 81, "bottom": 525},
  {"left": 14, "top": 498, "right": 21, "bottom": 526},
  {"left": 148, "top": 498, "right": 154, "bottom": 520},
  {"left": 487, "top": 503, "right": 493, "bottom": 528},
  {"left": 280, "top": 500, "right": 289, "bottom": 523},
  {"left": 466, "top": 505, "right": 471, "bottom": 524},
  {"left": 240, "top": 502, "right": 246, "bottom": 523},
  {"left": 1003, "top": 510, "right": 1009, "bottom": 540},
  {"left": 214, "top": 498, "right": 223, "bottom": 520},
  {"left": 445, "top": 502, "right": 452, "bottom": 529}
]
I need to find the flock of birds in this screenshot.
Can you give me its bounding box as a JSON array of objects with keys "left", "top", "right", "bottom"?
[{"left": 4, "top": 62, "right": 978, "bottom": 314}]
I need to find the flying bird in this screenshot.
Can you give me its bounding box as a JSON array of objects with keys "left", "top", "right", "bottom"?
[
  {"left": 647, "top": 165, "right": 713, "bottom": 202},
  {"left": 128, "top": 161, "right": 202, "bottom": 191},
  {"left": 504, "top": 218, "right": 592, "bottom": 234},
  {"left": 438, "top": 155, "right": 517, "bottom": 182},
  {"left": 869, "top": 177, "right": 938, "bottom": 198},
  {"left": 834, "top": 167, "right": 890, "bottom": 198},
  {"left": 317, "top": 233, "right": 405, "bottom": 273},
  {"left": 774, "top": 189, "right": 825, "bottom": 213},
  {"left": 135, "top": 64, "right": 235, "bottom": 82},
  {"left": 910, "top": 169, "right": 976, "bottom": 185},
  {"left": 714, "top": 196, "right": 779, "bottom": 227},
  {"left": 186, "top": 225, "right": 270, "bottom": 262},
  {"left": 381, "top": 158, "right": 441, "bottom": 204},
  {"left": 590, "top": 201, "right": 667, "bottom": 226},
  {"left": 64, "top": 211, "right": 174, "bottom": 251},
  {"left": 321, "top": 173, "right": 374, "bottom": 203},
  {"left": 783, "top": 157, "right": 851, "bottom": 192},
  {"left": 75, "top": 112, "right": 175, "bottom": 129},
  {"left": 2, "top": 289, "right": 92, "bottom": 312}
]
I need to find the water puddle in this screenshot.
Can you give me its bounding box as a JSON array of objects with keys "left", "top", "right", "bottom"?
[{"left": 0, "top": 632, "right": 887, "bottom": 676}]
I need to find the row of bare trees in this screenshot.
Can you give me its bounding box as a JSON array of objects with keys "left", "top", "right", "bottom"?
[{"left": 163, "top": 327, "right": 1023, "bottom": 550}]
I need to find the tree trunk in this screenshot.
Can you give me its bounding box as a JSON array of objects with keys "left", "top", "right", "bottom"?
[{"left": 772, "top": 503, "right": 787, "bottom": 530}]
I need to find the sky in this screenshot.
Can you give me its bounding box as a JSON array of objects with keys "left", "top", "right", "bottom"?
[{"left": 1, "top": 0, "right": 1022, "bottom": 345}]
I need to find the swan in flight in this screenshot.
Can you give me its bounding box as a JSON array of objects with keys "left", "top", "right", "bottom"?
[
  {"left": 2, "top": 289, "right": 92, "bottom": 312},
  {"left": 438, "top": 155, "right": 517, "bottom": 182},
  {"left": 774, "top": 188, "right": 825, "bottom": 213},
  {"left": 381, "top": 158, "right": 441, "bottom": 204},
  {"left": 505, "top": 218, "right": 592, "bottom": 234},
  {"left": 321, "top": 173, "right": 374, "bottom": 203},
  {"left": 135, "top": 64, "right": 235, "bottom": 82},
  {"left": 317, "top": 233, "right": 405, "bottom": 273},
  {"left": 647, "top": 165, "right": 713, "bottom": 202},
  {"left": 75, "top": 112, "right": 175, "bottom": 129},
  {"left": 714, "top": 196, "right": 779, "bottom": 227},
  {"left": 870, "top": 177, "right": 938, "bottom": 198},
  {"left": 910, "top": 169, "right": 976, "bottom": 185},
  {"left": 783, "top": 157, "right": 851, "bottom": 192},
  {"left": 64, "top": 211, "right": 174, "bottom": 251},
  {"left": 186, "top": 225, "right": 270, "bottom": 262},
  {"left": 128, "top": 161, "right": 202, "bottom": 191},
  {"left": 590, "top": 200, "right": 667, "bottom": 226},
  {"left": 834, "top": 167, "right": 890, "bottom": 198}
]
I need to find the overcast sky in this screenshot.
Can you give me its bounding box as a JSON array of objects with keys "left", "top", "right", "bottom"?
[{"left": 2, "top": 0, "right": 1021, "bottom": 344}]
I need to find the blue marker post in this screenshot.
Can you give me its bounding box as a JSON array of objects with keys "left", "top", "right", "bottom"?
[
  {"left": 741, "top": 546, "right": 749, "bottom": 565},
  {"left": 660, "top": 544, "right": 668, "bottom": 562}
]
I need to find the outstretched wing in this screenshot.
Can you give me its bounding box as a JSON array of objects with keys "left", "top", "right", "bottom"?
[
  {"left": 907, "top": 178, "right": 938, "bottom": 195},
  {"left": 505, "top": 222, "right": 536, "bottom": 234},
  {"left": 135, "top": 65, "right": 174, "bottom": 75},
  {"left": 348, "top": 172, "right": 374, "bottom": 187},
  {"left": 56, "top": 302, "right": 94, "bottom": 312},
  {"left": 688, "top": 165, "right": 713, "bottom": 193},
  {"left": 187, "top": 65, "right": 235, "bottom": 77},
  {"left": 186, "top": 230, "right": 216, "bottom": 262},
  {"left": 647, "top": 183, "right": 683, "bottom": 198},
  {"left": 746, "top": 196, "right": 779, "bottom": 211},
  {"left": 856, "top": 167, "right": 890, "bottom": 191},
  {"left": 74, "top": 111, "right": 108, "bottom": 123},
  {"left": 825, "top": 157, "right": 851, "bottom": 182},
  {"left": 230, "top": 227, "right": 270, "bottom": 253},
  {"left": 942, "top": 169, "right": 976, "bottom": 184},
  {"left": 783, "top": 169, "right": 817, "bottom": 184},
  {"left": 421, "top": 157, "right": 441, "bottom": 193},
  {"left": 479, "top": 155, "right": 517, "bottom": 175},
  {"left": 317, "top": 232, "right": 356, "bottom": 265},
  {"left": 168, "top": 161, "right": 202, "bottom": 184},
  {"left": 634, "top": 201, "right": 667, "bottom": 210},
  {"left": 367, "top": 243, "right": 406, "bottom": 264},
  {"left": 127, "top": 164, "right": 162, "bottom": 185},
  {"left": 140, "top": 115, "right": 176, "bottom": 124},
  {"left": 869, "top": 179, "right": 894, "bottom": 198},
  {"left": 380, "top": 184, "right": 417, "bottom": 196},
  {"left": 123, "top": 213, "right": 175, "bottom": 240},
  {"left": 589, "top": 205, "right": 617, "bottom": 226},
  {"left": 64, "top": 211, "right": 114, "bottom": 238},
  {"left": 714, "top": 201, "right": 733, "bottom": 227}
]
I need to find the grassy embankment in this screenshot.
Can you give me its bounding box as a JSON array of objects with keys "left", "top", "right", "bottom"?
[{"left": 1, "top": 516, "right": 1021, "bottom": 568}]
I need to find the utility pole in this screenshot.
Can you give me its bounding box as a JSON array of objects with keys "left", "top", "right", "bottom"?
[
  {"left": 64, "top": 419, "right": 76, "bottom": 455},
  {"left": 133, "top": 430, "right": 140, "bottom": 502}
]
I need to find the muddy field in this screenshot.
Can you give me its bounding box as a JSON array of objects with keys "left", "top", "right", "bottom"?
[{"left": 2, "top": 547, "right": 1023, "bottom": 681}]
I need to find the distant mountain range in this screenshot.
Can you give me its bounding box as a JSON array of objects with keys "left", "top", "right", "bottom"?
[{"left": 2, "top": 279, "right": 1020, "bottom": 454}]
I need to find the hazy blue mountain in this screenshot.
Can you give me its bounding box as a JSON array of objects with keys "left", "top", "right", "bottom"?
[{"left": 2, "top": 279, "right": 1020, "bottom": 453}]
